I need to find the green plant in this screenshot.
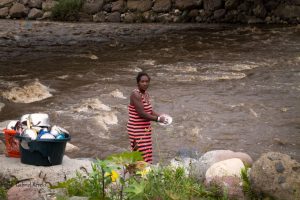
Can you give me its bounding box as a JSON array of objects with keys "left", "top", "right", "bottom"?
[
  {"left": 126, "top": 166, "right": 226, "bottom": 200},
  {"left": 51, "top": 0, "right": 83, "bottom": 21},
  {"left": 0, "top": 175, "right": 18, "bottom": 200},
  {"left": 241, "top": 166, "right": 258, "bottom": 200},
  {"left": 51, "top": 151, "right": 229, "bottom": 200}
]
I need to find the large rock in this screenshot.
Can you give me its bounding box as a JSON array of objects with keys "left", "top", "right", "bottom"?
[
  {"left": 224, "top": 0, "right": 239, "bottom": 10},
  {"left": 82, "top": 0, "right": 104, "bottom": 15},
  {"left": 205, "top": 158, "right": 245, "bottom": 200},
  {"left": 190, "top": 150, "right": 253, "bottom": 181},
  {"left": 203, "top": 0, "right": 222, "bottom": 11},
  {"left": 0, "top": 7, "right": 8, "bottom": 18},
  {"left": 174, "top": 0, "right": 198, "bottom": 10},
  {"left": 188, "top": 9, "right": 199, "bottom": 18},
  {"left": 213, "top": 8, "right": 226, "bottom": 19},
  {"left": 9, "top": 2, "right": 27, "bottom": 18},
  {"left": 107, "top": 11, "right": 120, "bottom": 22},
  {"left": 0, "top": 0, "right": 14, "bottom": 8},
  {"left": 41, "top": 10, "right": 51, "bottom": 19},
  {"left": 0, "top": 154, "right": 92, "bottom": 185},
  {"left": 274, "top": 5, "right": 300, "bottom": 19},
  {"left": 152, "top": 0, "right": 171, "bottom": 12},
  {"left": 170, "top": 157, "right": 197, "bottom": 175},
  {"left": 206, "top": 176, "right": 245, "bottom": 200},
  {"left": 111, "top": 0, "right": 124, "bottom": 12},
  {"left": 65, "top": 142, "right": 80, "bottom": 153},
  {"left": 28, "top": 8, "right": 43, "bottom": 19},
  {"left": 28, "top": 0, "right": 42, "bottom": 8},
  {"left": 7, "top": 184, "right": 43, "bottom": 200},
  {"left": 93, "top": 12, "right": 105, "bottom": 22},
  {"left": 123, "top": 12, "right": 140, "bottom": 22},
  {"left": 127, "top": 0, "right": 152, "bottom": 12},
  {"left": 42, "top": 0, "right": 58, "bottom": 11},
  {"left": 205, "top": 158, "right": 245, "bottom": 181},
  {"left": 250, "top": 152, "right": 300, "bottom": 200}
]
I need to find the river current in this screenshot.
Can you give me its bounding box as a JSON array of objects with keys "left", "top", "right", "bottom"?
[{"left": 0, "top": 21, "right": 299, "bottom": 162}]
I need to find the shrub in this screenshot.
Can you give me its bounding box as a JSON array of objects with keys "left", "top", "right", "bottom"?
[
  {"left": 51, "top": 0, "right": 83, "bottom": 21},
  {"left": 52, "top": 151, "right": 229, "bottom": 200}
]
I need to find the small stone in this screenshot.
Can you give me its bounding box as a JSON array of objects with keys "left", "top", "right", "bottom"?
[
  {"left": 89, "top": 55, "right": 98, "bottom": 60},
  {"left": 280, "top": 107, "right": 288, "bottom": 112},
  {"left": 275, "top": 162, "right": 285, "bottom": 173},
  {"left": 273, "top": 138, "right": 286, "bottom": 146}
]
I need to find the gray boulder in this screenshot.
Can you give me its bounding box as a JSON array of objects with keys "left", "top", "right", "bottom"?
[
  {"left": 42, "top": 0, "right": 58, "bottom": 11},
  {"left": 247, "top": 16, "right": 264, "bottom": 24},
  {"left": 0, "top": 154, "right": 92, "bottom": 185},
  {"left": 107, "top": 11, "right": 120, "bottom": 22},
  {"left": 203, "top": 0, "right": 222, "bottom": 11},
  {"left": 142, "top": 11, "right": 157, "bottom": 22},
  {"left": 152, "top": 0, "right": 171, "bottom": 12},
  {"left": 250, "top": 152, "right": 300, "bottom": 200},
  {"left": 190, "top": 150, "right": 253, "bottom": 181},
  {"left": 214, "top": 9, "right": 226, "bottom": 19},
  {"left": 0, "top": 0, "right": 14, "bottom": 8},
  {"left": 82, "top": 0, "right": 104, "bottom": 15},
  {"left": 93, "top": 12, "right": 105, "bottom": 22},
  {"left": 274, "top": 5, "right": 300, "bottom": 19},
  {"left": 123, "top": 12, "right": 136, "bottom": 23},
  {"left": 224, "top": 0, "right": 239, "bottom": 10},
  {"left": 188, "top": 9, "right": 199, "bottom": 18},
  {"left": 102, "top": 2, "right": 111, "bottom": 12},
  {"left": 7, "top": 184, "right": 43, "bottom": 200},
  {"left": 9, "top": 2, "right": 27, "bottom": 18},
  {"left": 127, "top": 0, "right": 152, "bottom": 12},
  {"left": 111, "top": 0, "right": 124, "bottom": 12},
  {"left": 41, "top": 10, "right": 51, "bottom": 19},
  {"left": 28, "top": 8, "right": 43, "bottom": 19},
  {"left": 0, "top": 7, "right": 8, "bottom": 18},
  {"left": 170, "top": 157, "right": 197, "bottom": 174},
  {"left": 205, "top": 176, "right": 245, "bottom": 200},
  {"left": 175, "top": 0, "right": 198, "bottom": 10},
  {"left": 28, "top": 0, "right": 42, "bottom": 8}
]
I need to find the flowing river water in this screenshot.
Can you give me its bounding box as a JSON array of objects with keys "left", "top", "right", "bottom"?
[{"left": 0, "top": 20, "right": 299, "bottom": 162}]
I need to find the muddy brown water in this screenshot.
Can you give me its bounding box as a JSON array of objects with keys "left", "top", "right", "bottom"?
[{"left": 0, "top": 20, "right": 299, "bottom": 162}]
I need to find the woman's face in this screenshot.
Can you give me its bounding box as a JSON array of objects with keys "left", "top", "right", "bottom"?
[{"left": 138, "top": 75, "right": 150, "bottom": 91}]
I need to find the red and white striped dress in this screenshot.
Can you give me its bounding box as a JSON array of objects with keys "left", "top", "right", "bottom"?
[{"left": 127, "top": 89, "right": 153, "bottom": 163}]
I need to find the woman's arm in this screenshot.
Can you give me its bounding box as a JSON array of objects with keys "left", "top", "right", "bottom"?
[
  {"left": 152, "top": 110, "right": 160, "bottom": 117},
  {"left": 130, "top": 91, "right": 158, "bottom": 121}
]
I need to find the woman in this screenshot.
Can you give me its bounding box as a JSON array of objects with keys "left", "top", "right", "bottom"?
[{"left": 127, "top": 72, "right": 166, "bottom": 163}]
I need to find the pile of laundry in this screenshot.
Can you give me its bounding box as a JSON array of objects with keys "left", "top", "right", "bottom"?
[{"left": 6, "top": 113, "right": 69, "bottom": 140}]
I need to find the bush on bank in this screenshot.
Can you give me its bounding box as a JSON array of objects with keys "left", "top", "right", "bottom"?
[
  {"left": 51, "top": 151, "right": 230, "bottom": 200},
  {"left": 50, "top": 151, "right": 268, "bottom": 200},
  {"left": 51, "top": 0, "right": 83, "bottom": 21}
]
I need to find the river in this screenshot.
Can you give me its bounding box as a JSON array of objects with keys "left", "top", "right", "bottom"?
[{"left": 0, "top": 20, "right": 299, "bottom": 162}]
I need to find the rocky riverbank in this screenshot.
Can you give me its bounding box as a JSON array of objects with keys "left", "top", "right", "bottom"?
[
  {"left": 1, "top": 149, "right": 299, "bottom": 200},
  {"left": 0, "top": 0, "right": 300, "bottom": 24}
]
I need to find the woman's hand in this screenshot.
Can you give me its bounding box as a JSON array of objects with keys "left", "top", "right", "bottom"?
[{"left": 158, "top": 116, "right": 167, "bottom": 123}]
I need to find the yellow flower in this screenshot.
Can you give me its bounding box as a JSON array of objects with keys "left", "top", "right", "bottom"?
[
  {"left": 104, "top": 170, "right": 119, "bottom": 182},
  {"left": 137, "top": 167, "right": 151, "bottom": 179}
]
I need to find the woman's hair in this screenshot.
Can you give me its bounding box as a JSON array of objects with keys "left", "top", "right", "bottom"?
[{"left": 136, "top": 72, "right": 150, "bottom": 83}]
